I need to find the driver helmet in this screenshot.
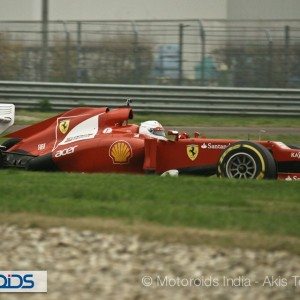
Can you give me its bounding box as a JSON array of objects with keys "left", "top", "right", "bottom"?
[{"left": 139, "top": 120, "right": 167, "bottom": 140}]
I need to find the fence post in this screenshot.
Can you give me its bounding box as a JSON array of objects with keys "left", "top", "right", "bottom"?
[
  {"left": 198, "top": 20, "right": 206, "bottom": 86},
  {"left": 41, "top": 0, "right": 49, "bottom": 81},
  {"left": 132, "top": 21, "right": 140, "bottom": 84},
  {"left": 178, "top": 23, "right": 184, "bottom": 85},
  {"left": 284, "top": 25, "right": 290, "bottom": 87},
  {"left": 62, "top": 21, "right": 71, "bottom": 82},
  {"left": 76, "top": 21, "right": 82, "bottom": 83},
  {"left": 265, "top": 30, "right": 273, "bottom": 87}
]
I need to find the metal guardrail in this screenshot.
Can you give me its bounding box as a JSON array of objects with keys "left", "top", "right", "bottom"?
[{"left": 0, "top": 81, "right": 300, "bottom": 116}]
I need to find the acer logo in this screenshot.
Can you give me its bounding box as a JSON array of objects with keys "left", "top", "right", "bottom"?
[{"left": 54, "top": 145, "right": 78, "bottom": 158}]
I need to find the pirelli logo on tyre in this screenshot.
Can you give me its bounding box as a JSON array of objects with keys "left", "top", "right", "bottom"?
[
  {"left": 109, "top": 140, "right": 133, "bottom": 164},
  {"left": 243, "top": 144, "right": 265, "bottom": 179},
  {"left": 218, "top": 144, "right": 241, "bottom": 165}
]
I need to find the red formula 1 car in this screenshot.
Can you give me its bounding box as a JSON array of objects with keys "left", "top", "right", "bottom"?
[{"left": 0, "top": 103, "right": 299, "bottom": 180}]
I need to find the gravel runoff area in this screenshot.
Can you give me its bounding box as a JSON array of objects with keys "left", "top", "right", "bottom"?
[{"left": 0, "top": 225, "right": 299, "bottom": 300}]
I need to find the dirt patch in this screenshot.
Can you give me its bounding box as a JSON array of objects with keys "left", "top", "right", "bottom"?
[
  {"left": 0, "top": 220, "right": 299, "bottom": 300},
  {"left": 0, "top": 213, "right": 299, "bottom": 254}
]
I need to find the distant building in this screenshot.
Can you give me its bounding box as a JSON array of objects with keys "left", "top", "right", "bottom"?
[
  {"left": 153, "top": 44, "right": 180, "bottom": 80},
  {"left": 227, "top": 0, "right": 300, "bottom": 20},
  {"left": 0, "top": 0, "right": 299, "bottom": 21}
]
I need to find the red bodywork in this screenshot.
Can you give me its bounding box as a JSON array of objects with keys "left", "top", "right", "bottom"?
[{"left": 4, "top": 106, "right": 300, "bottom": 180}]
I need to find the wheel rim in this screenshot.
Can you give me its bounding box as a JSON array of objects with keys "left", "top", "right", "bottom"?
[{"left": 225, "top": 152, "right": 257, "bottom": 179}]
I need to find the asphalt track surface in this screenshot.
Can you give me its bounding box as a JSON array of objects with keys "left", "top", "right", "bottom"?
[
  {"left": 5, "top": 125, "right": 300, "bottom": 136},
  {"left": 166, "top": 126, "right": 300, "bottom": 136}
]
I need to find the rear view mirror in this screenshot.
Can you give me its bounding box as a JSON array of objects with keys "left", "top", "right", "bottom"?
[
  {"left": 0, "top": 104, "right": 15, "bottom": 135},
  {"left": 167, "top": 130, "right": 179, "bottom": 141}
]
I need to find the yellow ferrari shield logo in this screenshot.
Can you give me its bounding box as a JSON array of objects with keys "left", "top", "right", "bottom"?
[
  {"left": 187, "top": 144, "right": 199, "bottom": 161},
  {"left": 59, "top": 119, "right": 70, "bottom": 134}
]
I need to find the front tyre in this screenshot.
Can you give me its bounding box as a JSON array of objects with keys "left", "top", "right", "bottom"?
[
  {"left": 0, "top": 150, "right": 3, "bottom": 168},
  {"left": 217, "top": 141, "right": 277, "bottom": 179}
]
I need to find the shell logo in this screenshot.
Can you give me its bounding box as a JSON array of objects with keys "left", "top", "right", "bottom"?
[{"left": 109, "top": 141, "right": 133, "bottom": 164}]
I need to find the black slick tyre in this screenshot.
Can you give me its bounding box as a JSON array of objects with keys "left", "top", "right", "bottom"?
[
  {"left": 1, "top": 138, "right": 21, "bottom": 150},
  {"left": 217, "top": 141, "right": 277, "bottom": 179},
  {"left": 0, "top": 150, "right": 3, "bottom": 168}
]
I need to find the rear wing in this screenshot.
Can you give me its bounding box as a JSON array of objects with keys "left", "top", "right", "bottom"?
[{"left": 0, "top": 104, "right": 15, "bottom": 135}]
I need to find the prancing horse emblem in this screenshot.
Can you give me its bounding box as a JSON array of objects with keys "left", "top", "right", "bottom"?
[
  {"left": 59, "top": 119, "right": 70, "bottom": 134},
  {"left": 187, "top": 144, "right": 199, "bottom": 161}
]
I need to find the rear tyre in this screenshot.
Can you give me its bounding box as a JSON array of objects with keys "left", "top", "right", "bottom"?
[
  {"left": 217, "top": 141, "right": 277, "bottom": 179},
  {"left": 0, "top": 150, "right": 3, "bottom": 168},
  {"left": 1, "top": 138, "right": 21, "bottom": 150},
  {"left": 26, "top": 153, "right": 59, "bottom": 171}
]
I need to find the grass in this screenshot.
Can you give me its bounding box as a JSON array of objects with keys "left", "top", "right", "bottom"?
[
  {"left": 208, "top": 134, "right": 300, "bottom": 145},
  {"left": 1, "top": 110, "right": 299, "bottom": 252},
  {"left": 134, "top": 113, "right": 300, "bottom": 128},
  {"left": 15, "top": 109, "right": 300, "bottom": 127},
  {"left": 0, "top": 170, "right": 299, "bottom": 239}
]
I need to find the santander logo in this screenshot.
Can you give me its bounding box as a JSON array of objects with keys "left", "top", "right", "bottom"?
[{"left": 201, "top": 142, "right": 229, "bottom": 150}]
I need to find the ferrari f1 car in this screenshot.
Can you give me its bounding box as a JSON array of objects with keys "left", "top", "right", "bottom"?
[{"left": 0, "top": 103, "right": 299, "bottom": 180}]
